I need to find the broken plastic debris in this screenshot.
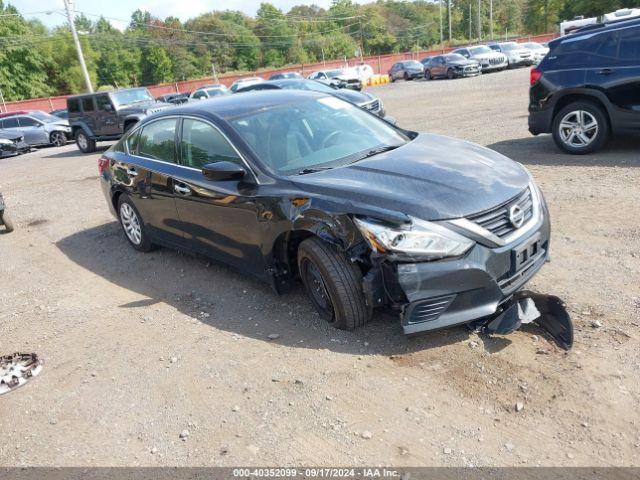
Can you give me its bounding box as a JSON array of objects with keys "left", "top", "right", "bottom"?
[{"left": 0, "top": 353, "right": 43, "bottom": 395}]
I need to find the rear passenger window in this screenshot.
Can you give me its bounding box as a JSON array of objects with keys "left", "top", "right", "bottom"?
[
  {"left": 68, "top": 98, "right": 80, "bottom": 113},
  {"left": 18, "top": 117, "right": 38, "bottom": 127},
  {"left": 180, "top": 119, "right": 241, "bottom": 169},
  {"left": 619, "top": 28, "right": 640, "bottom": 60},
  {"left": 555, "top": 32, "right": 618, "bottom": 67},
  {"left": 137, "top": 119, "right": 177, "bottom": 162},
  {"left": 81, "top": 97, "right": 95, "bottom": 112}
]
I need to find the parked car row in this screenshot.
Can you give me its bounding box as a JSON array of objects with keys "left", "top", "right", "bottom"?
[{"left": 388, "top": 41, "right": 548, "bottom": 82}]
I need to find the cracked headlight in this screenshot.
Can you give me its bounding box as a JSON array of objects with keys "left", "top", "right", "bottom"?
[
  {"left": 0, "top": 138, "right": 13, "bottom": 145},
  {"left": 354, "top": 216, "right": 474, "bottom": 260}
]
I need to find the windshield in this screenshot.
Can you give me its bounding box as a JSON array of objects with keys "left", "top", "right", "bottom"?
[
  {"left": 404, "top": 60, "right": 422, "bottom": 67},
  {"left": 469, "top": 45, "right": 492, "bottom": 55},
  {"left": 111, "top": 88, "right": 154, "bottom": 107},
  {"left": 500, "top": 42, "right": 520, "bottom": 51},
  {"left": 29, "top": 111, "right": 60, "bottom": 122},
  {"left": 524, "top": 43, "right": 544, "bottom": 50},
  {"left": 445, "top": 54, "right": 467, "bottom": 62},
  {"left": 326, "top": 69, "right": 344, "bottom": 77},
  {"left": 229, "top": 96, "right": 408, "bottom": 175}
]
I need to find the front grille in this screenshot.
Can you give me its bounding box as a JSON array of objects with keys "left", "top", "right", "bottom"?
[
  {"left": 489, "top": 57, "right": 502, "bottom": 65},
  {"left": 467, "top": 188, "right": 534, "bottom": 239},
  {"left": 362, "top": 100, "right": 380, "bottom": 112},
  {"left": 405, "top": 295, "right": 455, "bottom": 325}
]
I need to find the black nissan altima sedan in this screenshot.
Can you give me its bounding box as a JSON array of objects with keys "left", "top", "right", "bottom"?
[{"left": 98, "top": 90, "right": 550, "bottom": 335}]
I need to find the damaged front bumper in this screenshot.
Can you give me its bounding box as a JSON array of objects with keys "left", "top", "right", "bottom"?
[{"left": 364, "top": 207, "right": 571, "bottom": 348}]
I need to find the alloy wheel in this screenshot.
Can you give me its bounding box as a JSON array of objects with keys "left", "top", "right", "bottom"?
[
  {"left": 558, "top": 110, "right": 599, "bottom": 149},
  {"left": 51, "top": 132, "right": 66, "bottom": 147},
  {"left": 119, "top": 203, "right": 142, "bottom": 245},
  {"left": 77, "top": 133, "right": 88, "bottom": 150}
]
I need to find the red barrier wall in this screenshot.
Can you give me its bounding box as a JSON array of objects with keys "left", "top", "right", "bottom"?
[{"left": 1, "top": 32, "right": 558, "bottom": 113}]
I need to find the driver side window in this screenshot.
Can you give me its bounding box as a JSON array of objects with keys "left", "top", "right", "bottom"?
[{"left": 180, "top": 119, "right": 242, "bottom": 169}]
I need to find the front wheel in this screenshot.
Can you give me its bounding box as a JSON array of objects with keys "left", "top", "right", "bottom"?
[
  {"left": 552, "top": 101, "right": 609, "bottom": 154},
  {"left": 447, "top": 68, "right": 455, "bottom": 80},
  {"left": 298, "top": 237, "right": 371, "bottom": 331},
  {"left": 117, "top": 195, "right": 156, "bottom": 252},
  {"left": 0, "top": 212, "right": 14, "bottom": 233},
  {"left": 424, "top": 70, "right": 432, "bottom": 80},
  {"left": 75, "top": 130, "right": 96, "bottom": 154},
  {"left": 50, "top": 131, "right": 67, "bottom": 147}
]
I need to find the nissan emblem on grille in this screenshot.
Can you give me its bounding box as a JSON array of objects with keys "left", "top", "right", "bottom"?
[{"left": 509, "top": 204, "right": 525, "bottom": 228}]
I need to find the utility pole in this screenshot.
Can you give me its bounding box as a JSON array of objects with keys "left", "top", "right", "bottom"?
[
  {"left": 211, "top": 63, "right": 219, "bottom": 84},
  {"left": 439, "top": 0, "right": 444, "bottom": 51},
  {"left": 448, "top": 0, "right": 452, "bottom": 45},
  {"left": 489, "top": 0, "right": 493, "bottom": 40},
  {"left": 478, "top": 0, "right": 482, "bottom": 42},
  {"left": 469, "top": 3, "right": 472, "bottom": 44},
  {"left": 63, "top": 0, "right": 92, "bottom": 93}
]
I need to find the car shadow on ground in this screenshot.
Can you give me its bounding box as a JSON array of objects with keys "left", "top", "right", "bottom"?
[
  {"left": 55, "top": 222, "right": 509, "bottom": 356},
  {"left": 488, "top": 135, "right": 640, "bottom": 168}
]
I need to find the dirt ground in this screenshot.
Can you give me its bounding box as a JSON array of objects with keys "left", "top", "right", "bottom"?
[{"left": 1, "top": 68, "right": 639, "bottom": 467}]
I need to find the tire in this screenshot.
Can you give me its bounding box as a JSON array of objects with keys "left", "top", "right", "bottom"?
[
  {"left": 50, "top": 131, "right": 67, "bottom": 148},
  {"left": 552, "top": 101, "right": 609, "bottom": 155},
  {"left": 404, "top": 72, "right": 409, "bottom": 81},
  {"left": 447, "top": 68, "right": 455, "bottom": 80},
  {"left": 75, "top": 130, "right": 96, "bottom": 154},
  {"left": 117, "top": 194, "right": 155, "bottom": 252},
  {"left": 0, "top": 212, "right": 14, "bottom": 233},
  {"left": 424, "top": 70, "right": 432, "bottom": 80},
  {"left": 298, "top": 237, "right": 371, "bottom": 331}
]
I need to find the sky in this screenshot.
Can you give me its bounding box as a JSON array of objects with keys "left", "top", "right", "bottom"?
[{"left": 14, "top": 0, "right": 351, "bottom": 29}]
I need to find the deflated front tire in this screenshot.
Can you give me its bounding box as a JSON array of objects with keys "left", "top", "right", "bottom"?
[{"left": 298, "top": 237, "right": 371, "bottom": 330}]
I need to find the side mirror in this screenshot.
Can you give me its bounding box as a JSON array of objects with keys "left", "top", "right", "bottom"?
[
  {"left": 104, "top": 104, "right": 113, "bottom": 111},
  {"left": 202, "top": 161, "right": 246, "bottom": 181}
]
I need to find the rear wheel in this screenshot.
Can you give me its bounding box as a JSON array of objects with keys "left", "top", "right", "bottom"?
[
  {"left": 552, "top": 101, "right": 609, "bottom": 154},
  {"left": 298, "top": 237, "right": 370, "bottom": 331},
  {"left": 0, "top": 212, "right": 13, "bottom": 233},
  {"left": 117, "top": 195, "right": 155, "bottom": 252},
  {"left": 424, "top": 70, "right": 432, "bottom": 80},
  {"left": 49, "top": 131, "right": 67, "bottom": 147},
  {"left": 75, "top": 130, "right": 96, "bottom": 154}
]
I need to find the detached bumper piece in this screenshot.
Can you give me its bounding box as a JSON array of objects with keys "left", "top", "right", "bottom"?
[
  {"left": 0, "top": 353, "right": 44, "bottom": 395},
  {"left": 480, "top": 291, "right": 573, "bottom": 350}
]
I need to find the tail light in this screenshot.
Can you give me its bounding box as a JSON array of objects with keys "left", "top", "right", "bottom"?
[
  {"left": 98, "top": 156, "right": 110, "bottom": 175},
  {"left": 530, "top": 67, "right": 542, "bottom": 86}
]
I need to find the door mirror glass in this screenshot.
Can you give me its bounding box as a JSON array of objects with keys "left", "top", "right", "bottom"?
[{"left": 202, "top": 161, "right": 246, "bottom": 181}]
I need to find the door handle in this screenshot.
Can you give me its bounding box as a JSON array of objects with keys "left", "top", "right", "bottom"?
[
  {"left": 597, "top": 68, "right": 615, "bottom": 75},
  {"left": 126, "top": 167, "right": 138, "bottom": 177},
  {"left": 174, "top": 184, "right": 191, "bottom": 196}
]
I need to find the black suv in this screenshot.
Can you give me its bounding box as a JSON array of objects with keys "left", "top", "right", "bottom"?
[
  {"left": 68, "top": 88, "right": 171, "bottom": 153},
  {"left": 529, "top": 18, "right": 640, "bottom": 154}
]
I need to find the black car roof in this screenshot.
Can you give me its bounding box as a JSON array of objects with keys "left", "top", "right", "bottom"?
[
  {"left": 157, "top": 90, "right": 328, "bottom": 121},
  {"left": 68, "top": 87, "right": 147, "bottom": 99}
]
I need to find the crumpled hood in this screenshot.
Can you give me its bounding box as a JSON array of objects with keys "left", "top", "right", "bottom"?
[
  {"left": 448, "top": 59, "right": 479, "bottom": 67},
  {"left": 291, "top": 133, "right": 530, "bottom": 221}
]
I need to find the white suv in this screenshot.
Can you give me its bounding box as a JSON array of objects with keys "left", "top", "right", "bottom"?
[
  {"left": 489, "top": 42, "right": 534, "bottom": 68},
  {"left": 453, "top": 45, "right": 508, "bottom": 72}
]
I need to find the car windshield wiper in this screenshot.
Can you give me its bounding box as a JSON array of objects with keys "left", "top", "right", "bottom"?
[
  {"left": 354, "top": 144, "right": 402, "bottom": 161},
  {"left": 295, "top": 166, "right": 334, "bottom": 175}
]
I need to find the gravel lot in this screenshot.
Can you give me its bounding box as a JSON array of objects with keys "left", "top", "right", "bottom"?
[{"left": 1, "top": 68, "right": 639, "bottom": 467}]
